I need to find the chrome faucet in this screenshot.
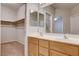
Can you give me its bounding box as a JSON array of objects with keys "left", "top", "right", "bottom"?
[
  {"left": 64, "top": 34, "right": 68, "bottom": 39},
  {"left": 40, "top": 32, "right": 43, "bottom": 36}
]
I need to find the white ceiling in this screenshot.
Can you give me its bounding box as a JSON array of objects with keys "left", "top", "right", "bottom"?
[
  {"left": 1, "top": 3, "right": 24, "bottom": 10},
  {"left": 2, "top": 3, "right": 79, "bottom": 10},
  {"left": 51, "top": 3, "right": 79, "bottom": 9}
]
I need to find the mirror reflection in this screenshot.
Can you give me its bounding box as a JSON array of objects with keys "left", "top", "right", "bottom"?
[
  {"left": 39, "top": 13, "right": 44, "bottom": 27},
  {"left": 46, "top": 13, "right": 52, "bottom": 33},
  {"left": 29, "top": 3, "right": 79, "bottom": 35},
  {"left": 39, "top": 3, "right": 79, "bottom": 34},
  {"left": 54, "top": 16, "right": 63, "bottom": 33},
  {"left": 30, "top": 10, "right": 38, "bottom": 26}
]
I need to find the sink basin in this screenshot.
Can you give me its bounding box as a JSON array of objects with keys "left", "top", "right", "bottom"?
[
  {"left": 65, "top": 34, "right": 79, "bottom": 41},
  {"left": 43, "top": 33, "right": 65, "bottom": 39}
]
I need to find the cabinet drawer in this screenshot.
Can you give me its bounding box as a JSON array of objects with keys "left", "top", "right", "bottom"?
[
  {"left": 39, "top": 47, "right": 49, "bottom": 56},
  {"left": 50, "top": 50, "right": 68, "bottom": 56},
  {"left": 39, "top": 39, "right": 49, "bottom": 48},
  {"left": 50, "top": 41, "right": 79, "bottom": 56},
  {"left": 28, "top": 43, "right": 38, "bottom": 56},
  {"left": 28, "top": 37, "right": 38, "bottom": 44}
]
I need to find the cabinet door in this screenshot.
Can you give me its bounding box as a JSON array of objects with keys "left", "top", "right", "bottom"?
[
  {"left": 50, "top": 41, "right": 79, "bottom": 56},
  {"left": 28, "top": 37, "right": 38, "bottom": 44},
  {"left": 28, "top": 43, "right": 38, "bottom": 56},
  {"left": 39, "top": 39, "right": 49, "bottom": 48},
  {"left": 39, "top": 47, "right": 49, "bottom": 56},
  {"left": 50, "top": 50, "right": 68, "bottom": 56}
]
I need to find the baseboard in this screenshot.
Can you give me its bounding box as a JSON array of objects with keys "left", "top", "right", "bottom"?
[
  {"left": 16, "top": 40, "right": 24, "bottom": 45},
  {"left": 1, "top": 41, "right": 17, "bottom": 45},
  {"left": 1, "top": 41, "right": 24, "bottom": 46}
]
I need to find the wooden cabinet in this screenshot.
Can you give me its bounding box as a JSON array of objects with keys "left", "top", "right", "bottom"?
[
  {"left": 50, "top": 41, "right": 79, "bottom": 56},
  {"left": 28, "top": 37, "right": 38, "bottom": 44},
  {"left": 28, "top": 43, "right": 38, "bottom": 56},
  {"left": 39, "top": 39, "right": 49, "bottom": 56},
  {"left": 39, "top": 47, "right": 49, "bottom": 56},
  {"left": 39, "top": 39, "right": 49, "bottom": 48},
  {"left": 39, "top": 54, "right": 44, "bottom": 56},
  {"left": 28, "top": 36, "right": 79, "bottom": 56},
  {"left": 28, "top": 37, "right": 39, "bottom": 56},
  {"left": 50, "top": 50, "right": 68, "bottom": 56}
]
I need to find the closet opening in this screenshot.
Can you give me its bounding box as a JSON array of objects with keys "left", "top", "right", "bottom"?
[{"left": 1, "top": 3, "right": 26, "bottom": 56}]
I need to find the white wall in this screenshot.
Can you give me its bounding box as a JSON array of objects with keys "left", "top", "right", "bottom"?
[
  {"left": 1, "top": 4, "right": 17, "bottom": 43},
  {"left": 71, "top": 4, "right": 79, "bottom": 16},
  {"left": 70, "top": 16, "right": 79, "bottom": 34},
  {"left": 1, "top": 25, "right": 17, "bottom": 43},
  {"left": 0, "top": 3, "right": 1, "bottom": 42},
  {"left": 1, "top": 23, "right": 25, "bottom": 45},
  {"left": 28, "top": 3, "right": 38, "bottom": 11},
  {"left": 17, "top": 4, "right": 25, "bottom": 20},
  {"left": 1, "top": 4, "right": 25, "bottom": 21},
  {"left": 70, "top": 4, "right": 79, "bottom": 34},
  {"left": 0, "top": 3, "right": 1, "bottom": 20},
  {"left": 1, "top": 4, "right": 25, "bottom": 45},
  {"left": 16, "top": 23, "right": 25, "bottom": 44},
  {"left": 1, "top": 5, "right": 17, "bottom": 22},
  {"left": 16, "top": 28, "right": 25, "bottom": 44},
  {"left": 0, "top": 3, "right": 1, "bottom": 56},
  {"left": 16, "top": 4, "right": 25, "bottom": 44}
]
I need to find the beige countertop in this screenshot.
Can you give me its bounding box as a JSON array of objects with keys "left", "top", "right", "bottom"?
[{"left": 28, "top": 34, "right": 79, "bottom": 46}]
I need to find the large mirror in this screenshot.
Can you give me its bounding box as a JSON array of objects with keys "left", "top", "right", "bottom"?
[
  {"left": 30, "top": 10, "right": 38, "bottom": 26},
  {"left": 46, "top": 13, "right": 52, "bottom": 33},
  {"left": 38, "top": 6, "right": 45, "bottom": 34},
  {"left": 29, "top": 3, "right": 45, "bottom": 35},
  {"left": 39, "top": 3, "right": 79, "bottom": 34},
  {"left": 29, "top": 3, "right": 79, "bottom": 35},
  {"left": 39, "top": 13, "right": 44, "bottom": 27},
  {"left": 28, "top": 3, "right": 39, "bottom": 34}
]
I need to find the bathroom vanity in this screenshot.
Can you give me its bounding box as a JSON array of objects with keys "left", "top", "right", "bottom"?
[
  {"left": 28, "top": 3, "right": 79, "bottom": 56},
  {"left": 28, "top": 34, "right": 79, "bottom": 56}
]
